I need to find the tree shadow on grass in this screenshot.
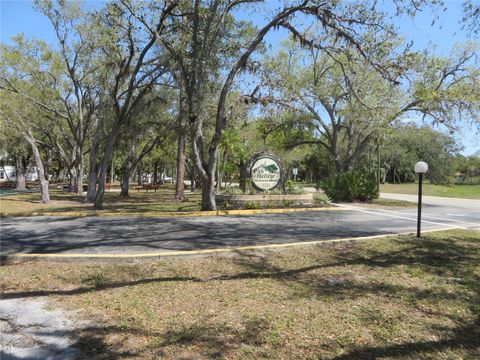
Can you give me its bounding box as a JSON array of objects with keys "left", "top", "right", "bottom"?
[
  {"left": 5, "top": 318, "right": 274, "bottom": 359},
  {"left": 230, "top": 234, "right": 480, "bottom": 358},
  {"left": 3, "top": 234, "right": 478, "bottom": 301},
  {"left": 2, "top": 233, "right": 479, "bottom": 358},
  {"left": 156, "top": 317, "right": 273, "bottom": 359},
  {"left": 331, "top": 319, "right": 480, "bottom": 359}
]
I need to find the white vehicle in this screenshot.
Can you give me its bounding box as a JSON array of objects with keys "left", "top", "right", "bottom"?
[{"left": 0, "top": 165, "right": 16, "bottom": 181}]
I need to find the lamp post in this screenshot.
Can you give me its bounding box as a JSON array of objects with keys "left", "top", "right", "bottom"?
[{"left": 415, "top": 161, "right": 428, "bottom": 238}]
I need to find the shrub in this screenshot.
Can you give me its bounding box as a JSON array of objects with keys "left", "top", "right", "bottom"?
[
  {"left": 244, "top": 201, "right": 261, "bottom": 209},
  {"left": 245, "top": 178, "right": 256, "bottom": 194},
  {"left": 313, "top": 193, "right": 330, "bottom": 206},
  {"left": 284, "top": 180, "right": 304, "bottom": 194},
  {"left": 456, "top": 176, "right": 480, "bottom": 185},
  {"left": 430, "top": 175, "right": 455, "bottom": 186},
  {"left": 465, "top": 176, "right": 480, "bottom": 185},
  {"left": 281, "top": 200, "right": 294, "bottom": 207},
  {"left": 322, "top": 171, "right": 378, "bottom": 202}
]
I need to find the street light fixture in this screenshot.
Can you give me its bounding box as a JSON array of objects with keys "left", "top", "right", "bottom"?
[{"left": 415, "top": 161, "right": 428, "bottom": 238}]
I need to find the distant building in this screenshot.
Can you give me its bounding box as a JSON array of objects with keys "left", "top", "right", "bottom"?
[
  {"left": 0, "top": 152, "right": 38, "bottom": 182},
  {"left": 0, "top": 165, "right": 16, "bottom": 181},
  {"left": 0, "top": 152, "right": 15, "bottom": 182}
]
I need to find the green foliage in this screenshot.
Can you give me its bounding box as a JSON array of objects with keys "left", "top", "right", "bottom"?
[
  {"left": 460, "top": 176, "right": 480, "bottom": 185},
  {"left": 266, "top": 202, "right": 276, "bottom": 209},
  {"left": 284, "top": 180, "right": 304, "bottom": 194},
  {"left": 313, "top": 193, "right": 331, "bottom": 206},
  {"left": 383, "top": 124, "right": 458, "bottom": 185},
  {"left": 244, "top": 201, "right": 260, "bottom": 210},
  {"left": 245, "top": 178, "right": 256, "bottom": 195},
  {"left": 454, "top": 155, "right": 480, "bottom": 184},
  {"left": 322, "top": 171, "right": 378, "bottom": 202},
  {"left": 280, "top": 200, "right": 294, "bottom": 208},
  {"left": 2, "top": 0, "right": 478, "bottom": 211}
]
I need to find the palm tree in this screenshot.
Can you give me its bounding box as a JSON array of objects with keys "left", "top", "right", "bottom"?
[{"left": 217, "top": 129, "right": 244, "bottom": 191}]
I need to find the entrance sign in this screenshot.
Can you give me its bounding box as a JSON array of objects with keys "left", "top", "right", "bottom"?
[{"left": 250, "top": 155, "right": 282, "bottom": 191}]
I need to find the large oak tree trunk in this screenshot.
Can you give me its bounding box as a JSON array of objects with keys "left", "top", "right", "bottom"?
[
  {"left": 137, "top": 165, "right": 143, "bottom": 186},
  {"left": 86, "top": 118, "right": 104, "bottom": 202},
  {"left": 110, "top": 159, "right": 114, "bottom": 188},
  {"left": 175, "top": 89, "right": 187, "bottom": 200},
  {"left": 69, "top": 167, "right": 77, "bottom": 192},
  {"left": 25, "top": 133, "right": 50, "bottom": 204},
  {"left": 120, "top": 145, "right": 136, "bottom": 198},
  {"left": 76, "top": 152, "right": 83, "bottom": 195},
  {"left": 15, "top": 155, "right": 27, "bottom": 191},
  {"left": 175, "top": 133, "right": 187, "bottom": 200},
  {"left": 120, "top": 169, "right": 130, "bottom": 198},
  {"left": 191, "top": 129, "right": 218, "bottom": 210},
  {"left": 94, "top": 128, "right": 118, "bottom": 210},
  {"left": 201, "top": 174, "right": 215, "bottom": 211},
  {"left": 86, "top": 170, "right": 97, "bottom": 202}
]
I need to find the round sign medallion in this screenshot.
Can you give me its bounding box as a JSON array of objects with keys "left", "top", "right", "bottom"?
[{"left": 251, "top": 156, "right": 282, "bottom": 191}]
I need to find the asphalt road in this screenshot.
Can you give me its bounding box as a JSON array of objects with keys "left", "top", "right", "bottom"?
[
  {"left": 1, "top": 195, "right": 478, "bottom": 256},
  {"left": 379, "top": 192, "right": 480, "bottom": 227}
]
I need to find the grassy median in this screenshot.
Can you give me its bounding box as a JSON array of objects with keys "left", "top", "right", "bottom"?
[
  {"left": 1, "top": 229, "right": 479, "bottom": 359},
  {"left": 0, "top": 185, "right": 202, "bottom": 215},
  {"left": 381, "top": 183, "right": 480, "bottom": 199}
]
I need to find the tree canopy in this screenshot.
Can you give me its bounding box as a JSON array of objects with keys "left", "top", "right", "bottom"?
[{"left": 1, "top": 0, "right": 478, "bottom": 209}]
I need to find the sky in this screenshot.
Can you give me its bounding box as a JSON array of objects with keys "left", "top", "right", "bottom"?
[{"left": 1, "top": 0, "right": 478, "bottom": 155}]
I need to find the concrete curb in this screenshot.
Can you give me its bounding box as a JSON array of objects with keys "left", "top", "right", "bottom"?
[
  {"left": 0, "top": 206, "right": 346, "bottom": 218},
  {"left": 2, "top": 227, "right": 462, "bottom": 261}
]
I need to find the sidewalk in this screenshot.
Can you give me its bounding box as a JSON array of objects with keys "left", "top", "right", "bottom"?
[{"left": 0, "top": 298, "right": 84, "bottom": 359}]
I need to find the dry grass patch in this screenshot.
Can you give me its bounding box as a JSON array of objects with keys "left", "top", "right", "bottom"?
[{"left": 1, "top": 230, "right": 479, "bottom": 359}]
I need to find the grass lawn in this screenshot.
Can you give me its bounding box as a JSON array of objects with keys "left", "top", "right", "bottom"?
[
  {"left": 1, "top": 185, "right": 334, "bottom": 215},
  {"left": 381, "top": 183, "right": 480, "bottom": 199},
  {"left": 1, "top": 230, "right": 479, "bottom": 359},
  {"left": 351, "top": 198, "right": 417, "bottom": 208},
  {"left": 0, "top": 184, "right": 202, "bottom": 215}
]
